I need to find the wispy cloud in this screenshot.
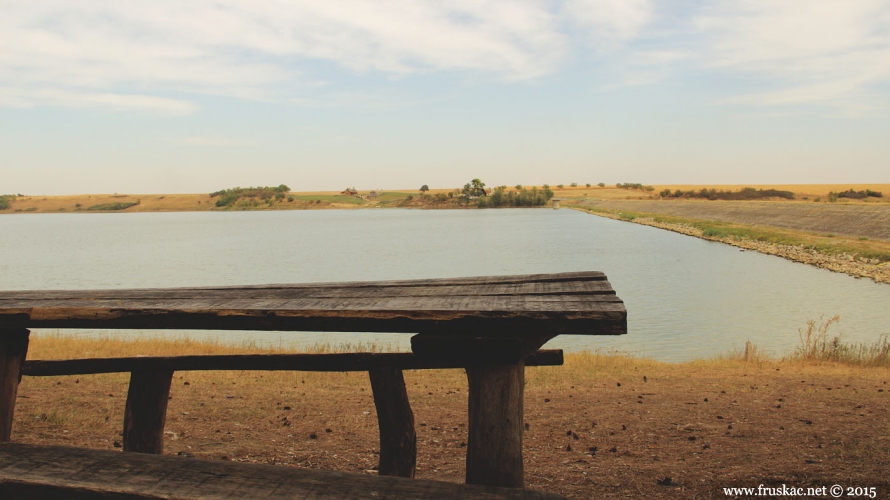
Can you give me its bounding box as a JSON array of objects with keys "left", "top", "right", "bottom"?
[
  {"left": 0, "top": 87, "right": 196, "bottom": 115},
  {"left": 0, "top": 1, "right": 651, "bottom": 114},
  {"left": 693, "top": 0, "right": 890, "bottom": 111},
  {"left": 2, "top": 1, "right": 886, "bottom": 116}
]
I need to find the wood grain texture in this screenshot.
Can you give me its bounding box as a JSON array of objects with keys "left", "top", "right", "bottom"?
[
  {"left": 466, "top": 363, "right": 525, "bottom": 488},
  {"left": 369, "top": 368, "right": 416, "bottom": 478},
  {"left": 0, "top": 329, "right": 29, "bottom": 442},
  {"left": 123, "top": 371, "right": 173, "bottom": 454},
  {"left": 20, "top": 350, "right": 563, "bottom": 376},
  {"left": 0, "top": 443, "right": 569, "bottom": 500},
  {"left": 0, "top": 272, "right": 627, "bottom": 337}
]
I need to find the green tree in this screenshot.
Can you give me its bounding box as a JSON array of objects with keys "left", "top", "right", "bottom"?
[
  {"left": 597, "top": 182, "right": 606, "bottom": 187},
  {"left": 420, "top": 184, "right": 429, "bottom": 193},
  {"left": 462, "top": 178, "right": 486, "bottom": 197}
]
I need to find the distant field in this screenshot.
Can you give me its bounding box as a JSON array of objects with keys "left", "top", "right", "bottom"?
[
  {"left": 551, "top": 183, "right": 890, "bottom": 201},
  {"left": 2, "top": 184, "right": 887, "bottom": 214},
  {"left": 0, "top": 190, "right": 417, "bottom": 213}
]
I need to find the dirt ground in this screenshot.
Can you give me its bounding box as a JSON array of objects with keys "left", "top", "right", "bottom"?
[
  {"left": 575, "top": 199, "right": 890, "bottom": 241},
  {"left": 12, "top": 355, "right": 890, "bottom": 499}
]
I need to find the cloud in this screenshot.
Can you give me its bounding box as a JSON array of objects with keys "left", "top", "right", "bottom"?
[
  {"left": 0, "top": 87, "right": 197, "bottom": 115},
  {"left": 693, "top": 0, "right": 890, "bottom": 110},
  {"left": 563, "top": 0, "right": 654, "bottom": 44},
  {"left": 0, "top": 1, "right": 653, "bottom": 113}
]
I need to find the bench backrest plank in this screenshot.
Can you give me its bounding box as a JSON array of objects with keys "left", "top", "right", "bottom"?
[{"left": 21, "top": 349, "right": 563, "bottom": 376}]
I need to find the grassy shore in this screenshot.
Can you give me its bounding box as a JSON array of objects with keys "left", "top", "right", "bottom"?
[
  {"left": 12, "top": 334, "right": 890, "bottom": 499},
  {"left": 570, "top": 203, "right": 890, "bottom": 285}
]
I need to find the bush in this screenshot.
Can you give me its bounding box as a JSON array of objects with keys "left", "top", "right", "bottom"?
[
  {"left": 210, "top": 185, "right": 291, "bottom": 208},
  {"left": 615, "top": 183, "right": 653, "bottom": 191},
  {"left": 86, "top": 201, "right": 140, "bottom": 211},
  {"left": 479, "top": 186, "right": 554, "bottom": 208},
  {"left": 661, "top": 187, "right": 794, "bottom": 201},
  {"left": 831, "top": 189, "right": 883, "bottom": 199}
]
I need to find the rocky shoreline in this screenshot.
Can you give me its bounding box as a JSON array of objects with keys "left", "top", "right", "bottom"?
[{"left": 577, "top": 208, "right": 890, "bottom": 284}]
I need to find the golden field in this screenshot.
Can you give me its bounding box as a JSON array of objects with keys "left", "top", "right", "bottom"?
[{"left": 3, "top": 184, "right": 889, "bottom": 214}]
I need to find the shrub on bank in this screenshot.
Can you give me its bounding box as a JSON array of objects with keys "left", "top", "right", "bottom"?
[
  {"left": 478, "top": 185, "right": 554, "bottom": 208},
  {"left": 830, "top": 189, "right": 883, "bottom": 200},
  {"left": 210, "top": 185, "right": 290, "bottom": 208},
  {"left": 86, "top": 200, "right": 140, "bottom": 211},
  {"left": 660, "top": 187, "right": 794, "bottom": 200}
]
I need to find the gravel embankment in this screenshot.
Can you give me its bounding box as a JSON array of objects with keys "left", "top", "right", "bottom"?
[
  {"left": 574, "top": 206, "right": 890, "bottom": 284},
  {"left": 577, "top": 199, "right": 890, "bottom": 240}
]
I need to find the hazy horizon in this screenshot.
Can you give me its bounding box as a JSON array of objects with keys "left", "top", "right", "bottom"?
[{"left": 3, "top": 1, "right": 889, "bottom": 195}]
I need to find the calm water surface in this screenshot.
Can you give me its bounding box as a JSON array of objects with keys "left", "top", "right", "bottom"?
[{"left": 2, "top": 209, "right": 889, "bottom": 361}]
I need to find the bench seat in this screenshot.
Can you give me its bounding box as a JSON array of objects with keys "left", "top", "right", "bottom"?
[{"left": 0, "top": 443, "right": 567, "bottom": 500}]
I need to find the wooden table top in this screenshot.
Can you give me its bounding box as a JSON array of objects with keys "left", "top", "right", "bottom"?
[{"left": 0, "top": 272, "right": 626, "bottom": 336}]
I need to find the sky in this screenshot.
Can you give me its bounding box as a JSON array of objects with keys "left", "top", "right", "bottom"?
[{"left": 1, "top": 0, "right": 889, "bottom": 195}]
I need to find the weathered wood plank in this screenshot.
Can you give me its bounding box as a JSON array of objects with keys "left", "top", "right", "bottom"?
[
  {"left": 0, "top": 443, "right": 569, "bottom": 499},
  {"left": 0, "top": 329, "right": 29, "bottom": 442},
  {"left": 123, "top": 371, "right": 173, "bottom": 454},
  {"left": 0, "top": 271, "right": 607, "bottom": 298},
  {"left": 0, "top": 294, "right": 624, "bottom": 313},
  {"left": 0, "top": 280, "right": 616, "bottom": 301},
  {"left": 21, "top": 350, "right": 563, "bottom": 376},
  {"left": 0, "top": 301, "right": 626, "bottom": 336},
  {"left": 0, "top": 272, "right": 627, "bottom": 337},
  {"left": 369, "top": 368, "right": 416, "bottom": 478},
  {"left": 466, "top": 362, "right": 525, "bottom": 488}
]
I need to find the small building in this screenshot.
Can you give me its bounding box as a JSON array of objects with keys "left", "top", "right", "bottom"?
[
  {"left": 341, "top": 188, "right": 358, "bottom": 196},
  {"left": 368, "top": 190, "right": 378, "bottom": 199}
]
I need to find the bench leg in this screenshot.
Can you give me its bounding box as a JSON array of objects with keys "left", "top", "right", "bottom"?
[
  {"left": 123, "top": 370, "right": 173, "bottom": 454},
  {"left": 0, "top": 329, "right": 29, "bottom": 442},
  {"left": 465, "top": 362, "right": 524, "bottom": 488},
  {"left": 368, "top": 367, "right": 416, "bottom": 478}
]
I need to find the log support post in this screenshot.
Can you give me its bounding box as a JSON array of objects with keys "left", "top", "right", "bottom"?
[
  {"left": 368, "top": 367, "right": 416, "bottom": 477},
  {"left": 465, "top": 362, "right": 525, "bottom": 488},
  {"left": 123, "top": 370, "right": 174, "bottom": 454},
  {"left": 411, "top": 332, "right": 554, "bottom": 488},
  {"left": 0, "top": 329, "right": 29, "bottom": 442}
]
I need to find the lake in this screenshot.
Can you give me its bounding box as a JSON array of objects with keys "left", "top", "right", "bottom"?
[{"left": 2, "top": 208, "right": 889, "bottom": 361}]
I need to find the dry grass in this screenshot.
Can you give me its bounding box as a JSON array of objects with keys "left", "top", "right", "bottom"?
[
  {"left": 792, "top": 316, "right": 890, "bottom": 367},
  {"left": 11, "top": 335, "right": 890, "bottom": 498}
]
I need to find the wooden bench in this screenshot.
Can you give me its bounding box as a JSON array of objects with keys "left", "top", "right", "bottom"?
[{"left": 0, "top": 272, "right": 626, "bottom": 497}]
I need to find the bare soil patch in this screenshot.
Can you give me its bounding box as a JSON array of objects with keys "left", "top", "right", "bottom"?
[{"left": 11, "top": 338, "right": 890, "bottom": 499}]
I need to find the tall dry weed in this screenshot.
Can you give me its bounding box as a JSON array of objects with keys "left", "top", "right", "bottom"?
[{"left": 793, "top": 315, "right": 890, "bottom": 367}]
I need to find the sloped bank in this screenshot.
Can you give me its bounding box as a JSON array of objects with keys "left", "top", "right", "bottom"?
[{"left": 573, "top": 207, "right": 890, "bottom": 284}]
